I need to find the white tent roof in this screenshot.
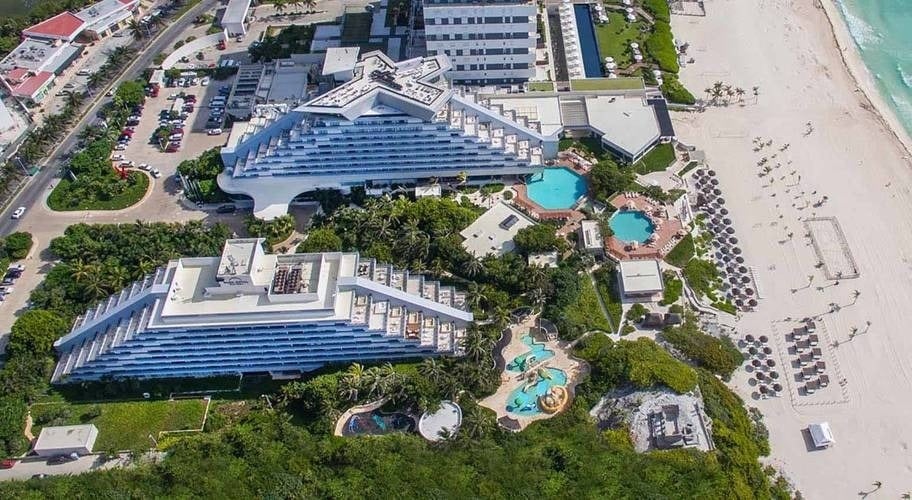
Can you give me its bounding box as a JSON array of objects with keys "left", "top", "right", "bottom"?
[{"left": 809, "top": 422, "right": 835, "bottom": 447}]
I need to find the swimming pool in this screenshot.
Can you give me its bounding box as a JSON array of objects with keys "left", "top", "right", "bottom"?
[
  {"left": 526, "top": 167, "right": 588, "bottom": 210},
  {"left": 507, "top": 335, "right": 555, "bottom": 372},
  {"left": 507, "top": 367, "right": 568, "bottom": 416},
  {"left": 574, "top": 4, "right": 603, "bottom": 78},
  {"left": 342, "top": 410, "right": 415, "bottom": 436},
  {"left": 610, "top": 210, "right": 655, "bottom": 243}
]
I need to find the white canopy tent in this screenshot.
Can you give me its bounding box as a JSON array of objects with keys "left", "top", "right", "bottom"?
[{"left": 809, "top": 422, "right": 835, "bottom": 448}]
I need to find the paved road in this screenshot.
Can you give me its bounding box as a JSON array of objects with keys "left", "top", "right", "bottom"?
[
  {"left": 0, "top": 452, "right": 165, "bottom": 482},
  {"left": 0, "top": 0, "right": 220, "bottom": 237}
]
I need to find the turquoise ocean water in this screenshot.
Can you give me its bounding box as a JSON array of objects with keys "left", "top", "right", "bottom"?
[{"left": 833, "top": 0, "right": 912, "bottom": 139}]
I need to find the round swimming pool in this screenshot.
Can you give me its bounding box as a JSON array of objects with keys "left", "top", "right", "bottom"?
[
  {"left": 610, "top": 210, "right": 655, "bottom": 243},
  {"left": 525, "top": 167, "right": 587, "bottom": 210}
]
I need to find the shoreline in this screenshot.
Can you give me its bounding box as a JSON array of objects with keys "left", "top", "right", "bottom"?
[{"left": 816, "top": 0, "right": 912, "bottom": 159}]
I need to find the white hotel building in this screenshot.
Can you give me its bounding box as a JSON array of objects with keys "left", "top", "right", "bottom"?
[
  {"left": 219, "top": 50, "right": 557, "bottom": 219},
  {"left": 422, "top": 0, "right": 537, "bottom": 85},
  {"left": 52, "top": 239, "right": 473, "bottom": 382}
]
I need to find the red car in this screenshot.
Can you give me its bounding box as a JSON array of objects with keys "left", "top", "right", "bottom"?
[
  {"left": 0, "top": 459, "right": 16, "bottom": 469},
  {"left": 165, "top": 146, "right": 179, "bottom": 152},
  {"left": 121, "top": 129, "right": 134, "bottom": 136}
]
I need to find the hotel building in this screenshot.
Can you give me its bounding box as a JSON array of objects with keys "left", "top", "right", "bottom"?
[
  {"left": 218, "top": 50, "right": 557, "bottom": 219},
  {"left": 422, "top": 0, "right": 537, "bottom": 85},
  {"left": 52, "top": 239, "right": 473, "bottom": 382}
]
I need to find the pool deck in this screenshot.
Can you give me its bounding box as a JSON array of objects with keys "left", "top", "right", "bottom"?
[
  {"left": 479, "top": 315, "right": 585, "bottom": 431},
  {"left": 512, "top": 161, "right": 590, "bottom": 222},
  {"left": 607, "top": 193, "right": 686, "bottom": 261}
]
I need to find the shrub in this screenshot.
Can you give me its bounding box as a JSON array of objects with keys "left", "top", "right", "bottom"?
[
  {"left": 589, "top": 158, "right": 635, "bottom": 200},
  {"left": 661, "top": 76, "right": 696, "bottom": 105},
  {"left": 659, "top": 271, "right": 683, "bottom": 305},
  {"left": 662, "top": 317, "right": 744, "bottom": 378},
  {"left": 575, "top": 336, "right": 697, "bottom": 394},
  {"left": 7, "top": 310, "right": 69, "bottom": 358},
  {"left": 645, "top": 23, "right": 679, "bottom": 73},
  {"left": 298, "top": 228, "right": 343, "bottom": 253},
  {"left": 502, "top": 191, "right": 514, "bottom": 200},
  {"left": 621, "top": 324, "right": 635, "bottom": 336},
  {"left": 513, "top": 224, "right": 566, "bottom": 255},
  {"left": 642, "top": 0, "right": 671, "bottom": 23},
  {"left": 664, "top": 233, "right": 694, "bottom": 268},
  {"left": 625, "top": 303, "right": 647, "bottom": 323},
  {"left": 4, "top": 232, "right": 33, "bottom": 259}
]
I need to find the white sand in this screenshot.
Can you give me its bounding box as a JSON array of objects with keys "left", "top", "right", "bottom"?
[{"left": 672, "top": 0, "right": 912, "bottom": 497}]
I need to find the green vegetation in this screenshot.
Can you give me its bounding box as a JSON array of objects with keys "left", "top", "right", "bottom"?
[
  {"left": 633, "top": 143, "right": 676, "bottom": 175},
  {"left": 528, "top": 81, "right": 554, "bottom": 91},
  {"left": 1, "top": 231, "right": 33, "bottom": 260},
  {"left": 645, "top": 22, "right": 679, "bottom": 73},
  {"left": 593, "top": 266, "right": 623, "bottom": 330},
  {"left": 513, "top": 224, "right": 566, "bottom": 255},
  {"left": 48, "top": 80, "right": 151, "bottom": 211},
  {"left": 249, "top": 24, "right": 315, "bottom": 62},
  {"left": 570, "top": 77, "right": 644, "bottom": 91},
  {"left": 683, "top": 258, "right": 735, "bottom": 313},
  {"left": 664, "top": 233, "right": 695, "bottom": 268},
  {"left": 385, "top": 0, "right": 411, "bottom": 27},
  {"left": 297, "top": 227, "right": 343, "bottom": 253},
  {"left": 593, "top": 12, "right": 647, "bottom": 67},
  {"left": 544, "top": 267, "right": 611, "bottom": 340},
  {"left": 480, "top": 182, "right": 504, "bottom": 195},
  {"left": 559, "top": 137, "right": 607, "bottom": 161},
  {"left": 245, "top": 215, "right": 296, "bottom": 246},
  {"left": 7, "top": 310, "right": 68, "bottom": 359},
  {"left": 48, "top": 173, "right": 149, "bottom": 211},
  {"left": 661, "top": 75, "right": 697, "bottom": 105},
  {"left": 625, "top": 303, "right": 648, "bottom": 323},
  {"left": 574, "top": 335, "right": 697, "bottom": 396},
  {"left": 659, "top": 271, "right": 683, "bottom": 306},
  {"left": 177, "top": 148, "right": 229, "bottom": 203},
  {"left": 589, "top": 158, "right": 636, "bottom": 200},
  {"left": 678, "top": 161, "right": 700, "bottom": 177},
  {"left": 642, "top": 0, "right": 671, "bottom": 23},
  {"left": 31, "top": 399, "right": 208, "bottom": 451},
  {"left": 661, "top": 317, "right": 743, "bottom": 378}
]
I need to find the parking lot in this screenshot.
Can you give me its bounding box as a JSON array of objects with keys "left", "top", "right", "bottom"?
[{"left": 116, "top": 78, "right": 230, "bottom": 190}]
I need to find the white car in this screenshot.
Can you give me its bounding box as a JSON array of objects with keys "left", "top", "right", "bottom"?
[
  {"left": 11, "top": 206, "right": 25, "bottom": 219},
  {"left": 114, "top": 144, "right": 126, "bottom": 151},
  {"left": 207, "top": 128, "right": 222, "bottom": 135},
  {"left": 139, "top": 163, "right": 151, "bottom": 171},
  {"left": 0, "top": 286, "right": 13, "bottom": 295},
  {"left": 112, "top": 154, "right": 125, "bottom": 161},
  {"left": 200, "top": 77, "right": 210, "bottom": 86},
  {"left": 150, "top": 168, "right": 161, "bottom": 178}
]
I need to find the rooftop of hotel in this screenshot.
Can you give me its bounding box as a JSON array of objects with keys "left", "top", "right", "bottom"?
[
  {"left": 584, "top": 96, "right": 661, "bottom": 157},
  {"left": 460, "top": 202, "right": 538, "bottom": 257},
  {"left": 299, "top": 51, "right": 452, "bottom": 120},
  {"left": 618, "top": 259, "right": 664, "bottom": 294},
  {"left": 222, "top": 0, "right": 252, "bottom": 25},
  {"left": 0, "top": 38, "right": 68, "bottom": 72},
  {"left": 75, "top": 0, "right": 136, "bottom": 25}
]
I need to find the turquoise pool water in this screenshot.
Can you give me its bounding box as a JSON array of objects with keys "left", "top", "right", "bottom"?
[
  {"left": 526, "top": 167, "right": 587, "bottom": 210},
  {"left": 610, "top": 210, "right": 655, "bottom": 243},
  {"left": 506, "top": 368, "right": 568, "bottom": 416},
  {"left": 574, "top": 4, "right": 603, "bottom": 78},
  {"left": 506, "top": 335, "right": 555, "bottom": 372}
]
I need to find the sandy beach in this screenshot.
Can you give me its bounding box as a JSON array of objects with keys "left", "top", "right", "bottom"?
[{"left": 672, "top": 0, "right": 912, "bottom": 497}]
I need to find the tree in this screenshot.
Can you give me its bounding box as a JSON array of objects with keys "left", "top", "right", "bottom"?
[
  {"left": 128, "top": 19, "right": 146, "bottom": 40},
  {"left": 3, "top": 231, "right": 32, "bottom": 259},
  {"left": 418, "top": 358, "right": 446, "bottom": 385},
  {"left": 297, "top": 228, "right": 342, "bottom": 253},
  {"left": 512, "top": 224, "right": 565, "bottom": 255},
  {"left": 114, "top": 80, "right": 146, "bottom": 108},
  {"left": 589, "top": 159, "right": 635, "bottom": 200},
  {"left": 7, "top": 309, "right": 69, "bottom": 357}
]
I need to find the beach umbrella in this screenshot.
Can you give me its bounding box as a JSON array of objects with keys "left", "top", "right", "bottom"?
[
  {"left": 626, "top": 8, "right": 635, "bottom": 14},
  {"left": 726, "top": 265, "right": 736, "bottom": 274},
  {"left": 736, "top": 298, "right": 745, "bottom": 307},
  {"left": 729, "top": 236, "right": 739, "bottom": 244},
  {"left": 717, "top": 197, "right": 726, "bottom": 205},
  {"left": 745, "top": 287, "right": 755, "bottom": 296},
  {"left": 721, "top": 254, "right": 732, "bottom": 263},
  {"left": 763, "top": 346, "right": 773, "bottom": 355},
  {"left": 725, "top": 226, "right": 736, "bottom": 235},
  {"left": 734, "top": 255, "right": 744, "bottom": 263},
  {"left": 653, "top": 69, "right": 663, "bottom": 77},
  {"left": 773, "top": 383, "right": 783, "bottom": 391},
  {"left": 766, "top": 359, "right": 776, "bottom": 367},
  {"left": 604, "top": 56, "right": 615, "bottom": 63},
  {"left": 627, "top": 13, "right": 636, "bottom": 21},
  {"left": 722, "top": 217, "right": 732, "bottom": 225},
  {"left": 759, "top": 385, "right": 769, "bottom": 394},
  {"left": 719, "top": 246, "right": 730, "bottom": 254},
  {"left": 759, "top": 335, "right": 769, "bottom": 343},
  {"left": 731, "top": 286, "right": 742, "bottom": 295},
  {"left": 695, "top": 168, "right": 706, "bottom": 177},
  {"left": 741, "top": 275, "right": 751, "bottom": 284},
  {"left": 738, "top": 265, "right": 749, "bottom": 274},
  {"left": 732, "top": 246, "right": 742, "bottom": 254},
  {"left": 728, "top": 276, "right": 740, "bottom": 285},
  {"left": 745, "top": 334, "right": 756, "bottom": 343},
  {"left": 703, "top": 206, "right": 715, "bottom": 215},
  {"left": 748, "top": 346, "right": 758, "bottom": 355},
  {"left": 708, "top": 170, "right": 717, "bottom": 176},
  {"left": 748, "top": 298, "right": 758, "bottom": 307},
  {"left": 755, "top": 372, "right": 766, "bottom": 381},
  {"left": 720, "top": 208, "right": 730, "bottom": 215},
  {"left": 751, "top": 359, "right": 762, "bottom": 368},
  {"left": 634, "top": 54, "right": 643, "bottom": 62},
  {"left": 712, "top": 188, "right": 722, "bottom": 196}
]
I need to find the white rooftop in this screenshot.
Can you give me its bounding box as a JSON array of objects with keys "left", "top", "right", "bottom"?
[
  {"left": 486, "top": 96, "right": 564, "bottom": 136},
  {"left": 585, "top": 96, "right": 660, "bottom": 158},
  {"left": 222, "top": 0, "right": 252, "bottom": 25},
  {"left": 579, "top": 220, "right": 603, "bottom": 250},
  {"left": 460, "top": 202, "right": 537, "bottom": 257},
  {"left": 33, "top": 424, "right": 98, "bottom": 452},
  {"left": 299, "top": 51, "right": 452, "bottom": 121},
  {"left": 322, "top": 47, "right": 361, "bottom": 76},
  {"left": 418, "top": 401, "right": 462, "bottom": 442},
  {"left": 619, "top": 259, "right": 664, "bottom": 294}
]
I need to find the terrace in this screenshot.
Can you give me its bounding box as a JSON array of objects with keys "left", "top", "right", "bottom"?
[{"left": 606, "top": 192, "right": 685, "bottom": 260}]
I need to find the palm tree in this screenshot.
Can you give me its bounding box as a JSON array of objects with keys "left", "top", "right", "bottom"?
[
  {"left": 461, "top": 327, "right": 492, "bottom": 362},
  {"left": 461, "top": 405, "right": 494, "bottom": 440},
  {"left": 70, "top": 259, "right": 95, "bottom": 284},
  {"left": 302, "top": 0, "right": 317, "bottom": 11},
  {"left": 419, "top": 358, "right": 446, "bottom": 385},
  {"left": 65, "top": 91, "right": 84, "bottom": 110},
  {"left": 128, "top": 19, "right": 146, "bottom": 40},
  {"left": 851, "top": 289, "right": 861, "bottom": 304},
  {"left": 105, "top": 265, "right": 130, "bottom": 290},
  {"left": 463, "top": 256, "right": 483, "bottom": 278},
  {"left": 735, "top": 87, "right": 745, "bottom": 102},
  {"left": 456, "top": 170, "right": 468, "bottom": 185},
  {"left": 466, "top": 282, "right": 488, "bottom": 310}
]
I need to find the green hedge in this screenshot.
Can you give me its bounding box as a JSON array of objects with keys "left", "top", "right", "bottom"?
[
  {"left": 642, "top": 0, "right": 671, "bottom": 23},
  {"left": 661, "top": 76, "right": 696, "bottom": 105},
  {"left": 633, "top": 143, "right": 676, "bottom": 175},
  {"left": 664, "top": 233, "right": 694, "bottom": 268},
  {"left": 48, "top": 172, "right": 149, "bottom": 211},
  {"left": 645, "top": 23, "right": 679, "bottom": 73},
  {"left": 662, "top": 317, "right": 743, "bottom": 378}
]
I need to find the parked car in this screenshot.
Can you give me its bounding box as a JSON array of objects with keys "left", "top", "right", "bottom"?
[
  {"left": 48, "top": 454, "right": 79, "bottom": 465},
  {"left": 120, "top": 160, "right": 135, "bottom": 167},
  {"left": 31, "top": 473, "right": 48, "bottom": 479},
  {"left": 165, "top": 145, "right": 179, "bottom": 153},
  {"left": 207, "top": 128, "right": 223, "bottom": 135},
  {"left": 138, "top": 163, "right": 151, "bottom": 171},
  {"left": 112, "top": 154, "right": 125, "bottom": 161},
  {"left": 150, "top": 168, "right": 162, "bottom": 178},
  {"left": 0, "top": 459, "right": 15, "bottom": 469},
  {"left": 11, "top": 206, "right": 25, "bottom": 219},
  {"left": 113, "top": 144, "right": 126, "bottom": 151}
]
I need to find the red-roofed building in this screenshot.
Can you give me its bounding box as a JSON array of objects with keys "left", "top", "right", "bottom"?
[
  {"left": 22, "top": 12, "right": 87, "bottom": 42},
  {"left": 8, "top": 71, "right": 56, "bottom": 104}
]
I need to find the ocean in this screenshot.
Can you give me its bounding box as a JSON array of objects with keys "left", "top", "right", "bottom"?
[{"left": 834, "top": 0, "right": 912, "bottom": 139}]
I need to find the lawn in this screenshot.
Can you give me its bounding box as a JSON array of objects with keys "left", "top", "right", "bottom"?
[
  {"left": 528, "top": 81, "right": 555, "bottom": 92},
  {"left": 659, "top": 270, "right": 683, "bottom": 305},
  {"left": 677, "top": 161, "right": 700, "bottom": 177},
  {"left": 562, "top": 275, "right": 612, "bottom": 335},
  {"left": 664, "top": 233, "right": 694, "bottom": 268},
  {"left": 593, "top": 267, "right": 622, "bottom": 331},
  {"left": 30, "top": 399, "right": 209, "bottom": 452},
  {"left": 570, "top": 77, "right": 644, "bottom": 91},
  {"left": 593, "top": 12, "right": 648, "bottom": 68},
  {"left": 47, "top": 172, "right": 149, "bottom": 211},
  {"left": 633, "top": 143, "right": 676, "bottom": 174}
]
